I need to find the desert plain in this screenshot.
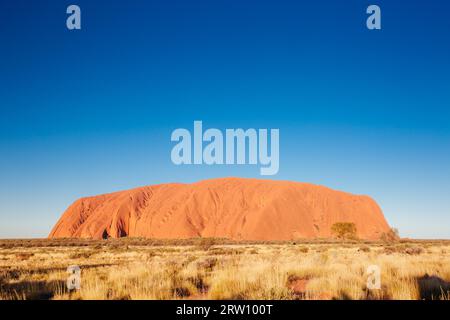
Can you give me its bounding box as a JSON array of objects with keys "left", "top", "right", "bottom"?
[{"left": 1, "top": 238, "right": 449, "bottom": 300}]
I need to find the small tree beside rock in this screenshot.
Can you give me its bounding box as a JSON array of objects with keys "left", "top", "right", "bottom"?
[
  {"left": 380, "top": 227, "right": 400, "bottom": 243},
  {"left": 331, "top": 222, "right": 357, "bottom": 240}
]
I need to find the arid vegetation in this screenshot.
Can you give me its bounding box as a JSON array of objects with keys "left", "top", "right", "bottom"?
[
  {"left": 331, "top": 222, "right": 357, "bottom": 240},
  {"left": 0, "top": 238, "right": 449, "bottom": 300}
]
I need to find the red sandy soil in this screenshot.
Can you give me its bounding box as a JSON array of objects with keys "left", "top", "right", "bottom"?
[{"left": 49, "top": 177, "right": 390, "bottom": 240}]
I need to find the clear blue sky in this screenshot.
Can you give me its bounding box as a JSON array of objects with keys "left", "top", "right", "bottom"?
[{"left": 1, "top": 0, "right": 449, "bottom": 238}]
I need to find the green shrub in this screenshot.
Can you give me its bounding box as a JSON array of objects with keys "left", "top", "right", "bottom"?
[{"left": 331, "top": 222, "right": 357, "bottom": 240}]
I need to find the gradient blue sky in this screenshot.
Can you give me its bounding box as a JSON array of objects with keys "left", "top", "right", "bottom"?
[{"left": 1, "top": 0, "right": 449, "bottom": 238}]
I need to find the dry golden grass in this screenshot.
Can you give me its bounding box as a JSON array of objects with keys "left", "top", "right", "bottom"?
[{"left": 0, "top": 239, "right": 449, "bottom": 300}]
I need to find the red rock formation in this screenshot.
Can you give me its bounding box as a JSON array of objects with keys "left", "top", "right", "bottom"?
[{"left": 49, "top": 178, "right": 390, "bottom": 240}]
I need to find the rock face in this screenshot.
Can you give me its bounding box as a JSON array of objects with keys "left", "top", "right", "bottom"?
[{"left": 49, "top": 178, "right": 390, "bottom": 240}]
